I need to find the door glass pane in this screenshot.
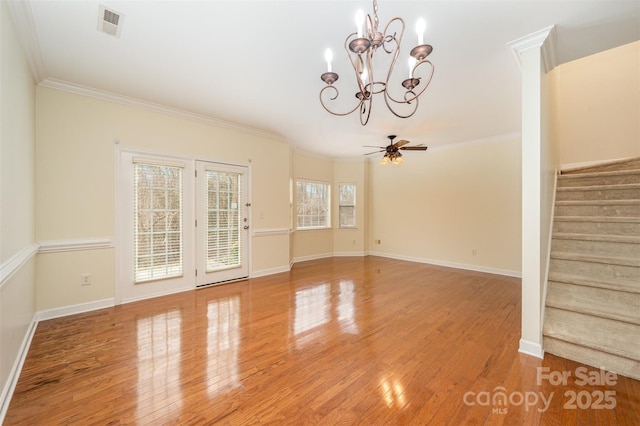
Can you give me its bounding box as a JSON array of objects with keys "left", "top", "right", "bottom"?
[
  {"left": 134, "top": 163, "right": 183, "bottom": 282},
  {"left": 206, "top": 170, "right": 242, "bottom": 271}
]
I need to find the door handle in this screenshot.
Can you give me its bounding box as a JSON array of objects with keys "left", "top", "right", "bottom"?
[{"left": 244, "top": 225, "right": 249, "bottom": 230}]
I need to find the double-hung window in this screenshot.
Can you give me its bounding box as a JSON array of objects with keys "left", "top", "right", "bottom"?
[
  {"left": 296, "top": 180, "right": 331, "bottom": 229},
  {"left": 338, "top": 183, "right": 356, "bottom": 228}
]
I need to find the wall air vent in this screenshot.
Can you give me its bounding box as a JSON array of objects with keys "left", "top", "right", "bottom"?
[{"left": 98, "top": 5, "right": 124, "bottom": 38}]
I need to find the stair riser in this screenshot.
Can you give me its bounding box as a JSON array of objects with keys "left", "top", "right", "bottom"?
[
  {"left": 543, "top": 308, "right": 640, "bottom": 360},
  {"left": 558, "top": 174, "right": 640, "bottom": 187},
  {"left": 556, "top": 188, "right": 640, "bottom": 201},
  {"left": 553, "top": 221, "right": 640, "bottom": 236},
  {"left": 551, "top": 238, "right": 640, "bottom": 258},
  {"left": 555, "top": 204, "right": 640, "bottom": 217},
  {"left": 546, "top": 281, "right": 640, "bottom": 325},
  {"left": 543, "top": 337, "right": 640, "bottom": 381},
  {"left": 549, "top": 258, "right": 639, "bottom": 281}
]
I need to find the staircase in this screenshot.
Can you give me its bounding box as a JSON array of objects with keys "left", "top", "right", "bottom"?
[{"left": 543, "top": 157, "right": 640, "bottom": 380}]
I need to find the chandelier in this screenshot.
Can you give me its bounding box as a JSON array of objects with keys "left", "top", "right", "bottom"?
[{"left": 319, "top": 0, "right": 434, "bottom": 126}]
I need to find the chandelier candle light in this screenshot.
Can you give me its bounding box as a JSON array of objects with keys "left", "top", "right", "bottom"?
[{"left": 320, "top": 0, "right": 434, "bottom": 125}]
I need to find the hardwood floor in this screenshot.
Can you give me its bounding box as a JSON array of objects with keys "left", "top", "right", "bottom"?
[{"left": 5, "top": 256, "right": 640, "bottom": 425}]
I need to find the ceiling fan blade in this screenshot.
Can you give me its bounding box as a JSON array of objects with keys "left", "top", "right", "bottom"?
[
  {"left": 400, "top": 146, "right": 428, "bottom": 151},
  {"left": 362, "top": 145, "right": 385, "bottom": 148},
  {"left": 394, "top": 139, "right": 410, "bottom": 147},
  {"left": 364, "top": 150, "right": 384, "bottom": 155}
]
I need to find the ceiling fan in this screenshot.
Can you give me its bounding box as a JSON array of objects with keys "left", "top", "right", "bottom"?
[{"left": 364, "top": 135, "right": 428, "bottom": 165}]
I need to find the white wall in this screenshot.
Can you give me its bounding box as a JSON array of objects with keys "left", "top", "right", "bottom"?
[
  {"left": 0, "top": 0, "right": 37, "bottom": 415},
  {"left": 368, "top": 136, "right": 522, "bottom": 275},
  {"left": 35, "top": 86, "right": 291, "bottom": 312}
]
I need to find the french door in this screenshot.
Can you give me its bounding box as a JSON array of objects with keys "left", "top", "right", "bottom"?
[
  {"left": 195, "top": 161, "right": 249, "bottom": 286},
  {"left": 117, "top": 151, "right": 249, "bottom": 304}
]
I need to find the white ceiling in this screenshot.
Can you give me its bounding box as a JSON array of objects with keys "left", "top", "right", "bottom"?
[{"left": 14, "top": 0, "right": 640, "bottom": 158}]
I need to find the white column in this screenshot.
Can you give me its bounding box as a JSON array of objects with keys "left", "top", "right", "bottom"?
[{"left": 507, "top": 26, "right": 557, "bottom": 358}]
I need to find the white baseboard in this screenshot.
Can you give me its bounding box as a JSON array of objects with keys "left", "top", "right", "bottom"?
[
  {"left": 37, "top": 298, "right": 115, "bottom": 321},
  {"left": 333, "top": 252, "right": 367, "bottom": 257},
  {"left": 519, "top": 339, "right": 544, "bottom": 358},
  {"left": 367, "top": 251, "right": 522, "bottom": 278},
  {"left": 292, "top": 253, "right": 334, "bottom": 264},
  {"left": 251, "top": 265, "right": 291, "bottom": 278},
  {"left": 120, "top": 286, "right": 194, "bottom": 305},
  {"left": 560, "top": 156, "right": 634, "bottom": 173},
  {"left": 0, "top": 315, "right": 38, "bottom": 423}
]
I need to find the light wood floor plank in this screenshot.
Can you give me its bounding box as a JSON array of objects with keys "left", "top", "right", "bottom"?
[{"left": 5, "top": 256, "right": 640, "bottom": 424}]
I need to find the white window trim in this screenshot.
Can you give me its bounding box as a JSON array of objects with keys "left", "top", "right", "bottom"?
[
  {"left": 338, "top": 182, "right": 357, "bottom": 229},
  {"left": 296, "top": 179, "right": 331, "bottom": 230}
]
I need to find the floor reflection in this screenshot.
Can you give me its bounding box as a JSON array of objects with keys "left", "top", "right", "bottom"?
[
  {"left": 379, "top": 374, "right": 407, "bottom": 409},
  {"left": 293, "top": 279, "right": 359, "bottom": 346},
  {"left": 136, "top": 309, "right": 182, "bottom": 423},
  {"left": 207, "top": 296, "right": 241, "bottom": 397},
  {"left": 294, "top": 283, "right": 330, "bottom": 335},
  {"left": 338, "top": 279, "right": 358, "bottom": 334}
]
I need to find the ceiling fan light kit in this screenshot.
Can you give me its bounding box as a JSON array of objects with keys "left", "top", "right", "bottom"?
[
  {"left": 319, "top": 0, "right": 435, "bottom": 125},
  {"left": 365, "top": 135, "right": 428, "bottom": 166}
]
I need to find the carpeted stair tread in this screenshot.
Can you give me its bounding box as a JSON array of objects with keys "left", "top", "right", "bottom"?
[
  {"left": 553, "top": 216, "right": 640, "bottom": 223},
  {"left": 545, "top": 157, "right": 639, "bottom": 379},
  {"left": 543, "top": 337, "right": 640, "bottom": 380},
  {"left": 555, "top": 199, "right": 640, "bottom": 206},
  {"left": 552, "top": 233, "right": 640, "bottom": 244},
  {"left": 557, "top": 183, "right": 640, "bottom": 192},
  {"left": 550, "top": 251, "right": 640, "bottom": 267},
  {"left": 548, "top": 271, "right": 640, "bottom": 294},
  {"left": 543, "top": 308, "right": 640, "bottom": 361},
  {"left": 546, "top": 281, "right": 640, "bottom": 325}
]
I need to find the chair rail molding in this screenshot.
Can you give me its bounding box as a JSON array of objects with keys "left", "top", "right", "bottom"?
[
  {"left": 0, "top": 243, "right": 40, "bottom": 289},
  {"left": 38, "top": 237, "right": 114, "bottom": 253}
]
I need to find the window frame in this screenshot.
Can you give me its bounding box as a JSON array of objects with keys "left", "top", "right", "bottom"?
[
  {"left": 296, "top": 179, "right": 331, "bottom": 230},
  {"left": 338, "top": 182, "right": 357, "bottom": 229},
  {"left": 133, "top": 160, "right": 185, "bottom": 283}
]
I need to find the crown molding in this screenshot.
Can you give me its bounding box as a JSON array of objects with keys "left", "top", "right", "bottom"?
[
  {"left": 507, "top": 25, "right": 557, "bottom": 73},
  {"left": 38, "top": 78, "right": 287, "bottom": 142},
  {"left": 5, "top": 0, "right": 45, "bottom": 82}
]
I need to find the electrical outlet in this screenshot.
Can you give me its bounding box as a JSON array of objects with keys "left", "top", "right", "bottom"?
[
  {"left": 81, "top": 273, "right": 91, "bottom": 286},
  {"left": 375, "top": 239, "right": 381, "bottom": 245},
  {"left": 472, "top": 249, "right": 477, "bottom": 256},
  {"left": 352, "top": 239, "right": 356, "bottom": 245}
]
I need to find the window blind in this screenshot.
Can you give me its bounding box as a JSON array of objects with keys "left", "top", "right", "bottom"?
[
  {"left": 338, "top": 183, "right": 356, "bottom": 228},
  {"left": 206, "top": 170, "right": 242, "bottom": 272},
  {"left": 134, "top": 162, "right": 183, "bottom": 282},
  {"left": 296, "top": 180, "right": 331, "bottom": 229}
]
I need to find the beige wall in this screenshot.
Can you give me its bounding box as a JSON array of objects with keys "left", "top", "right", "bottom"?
[
  {"left": 1, "top": 6, "right": 35, "bottom": 261},
  {"left": 550, "top": 41, "right": 640, "bottom": 166},
  {"left": 368, "top": 136, "right": 522, "bottom": 275},
  {"left": 35, "top": 86, "right": 291, "bottom": 311},
  {"left": 0, "top": 0, "right": 37, "bottom": 412},
  {"left": 292, "top": 151, "right": 334, "bottom": 260},
  {"left": 333, "top": 160, "right": 367, "bottom": 255}
]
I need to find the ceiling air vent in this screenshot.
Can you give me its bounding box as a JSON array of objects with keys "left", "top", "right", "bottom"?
[{"left": 98, "top": 5, "right": 124, "bottom": 38}]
